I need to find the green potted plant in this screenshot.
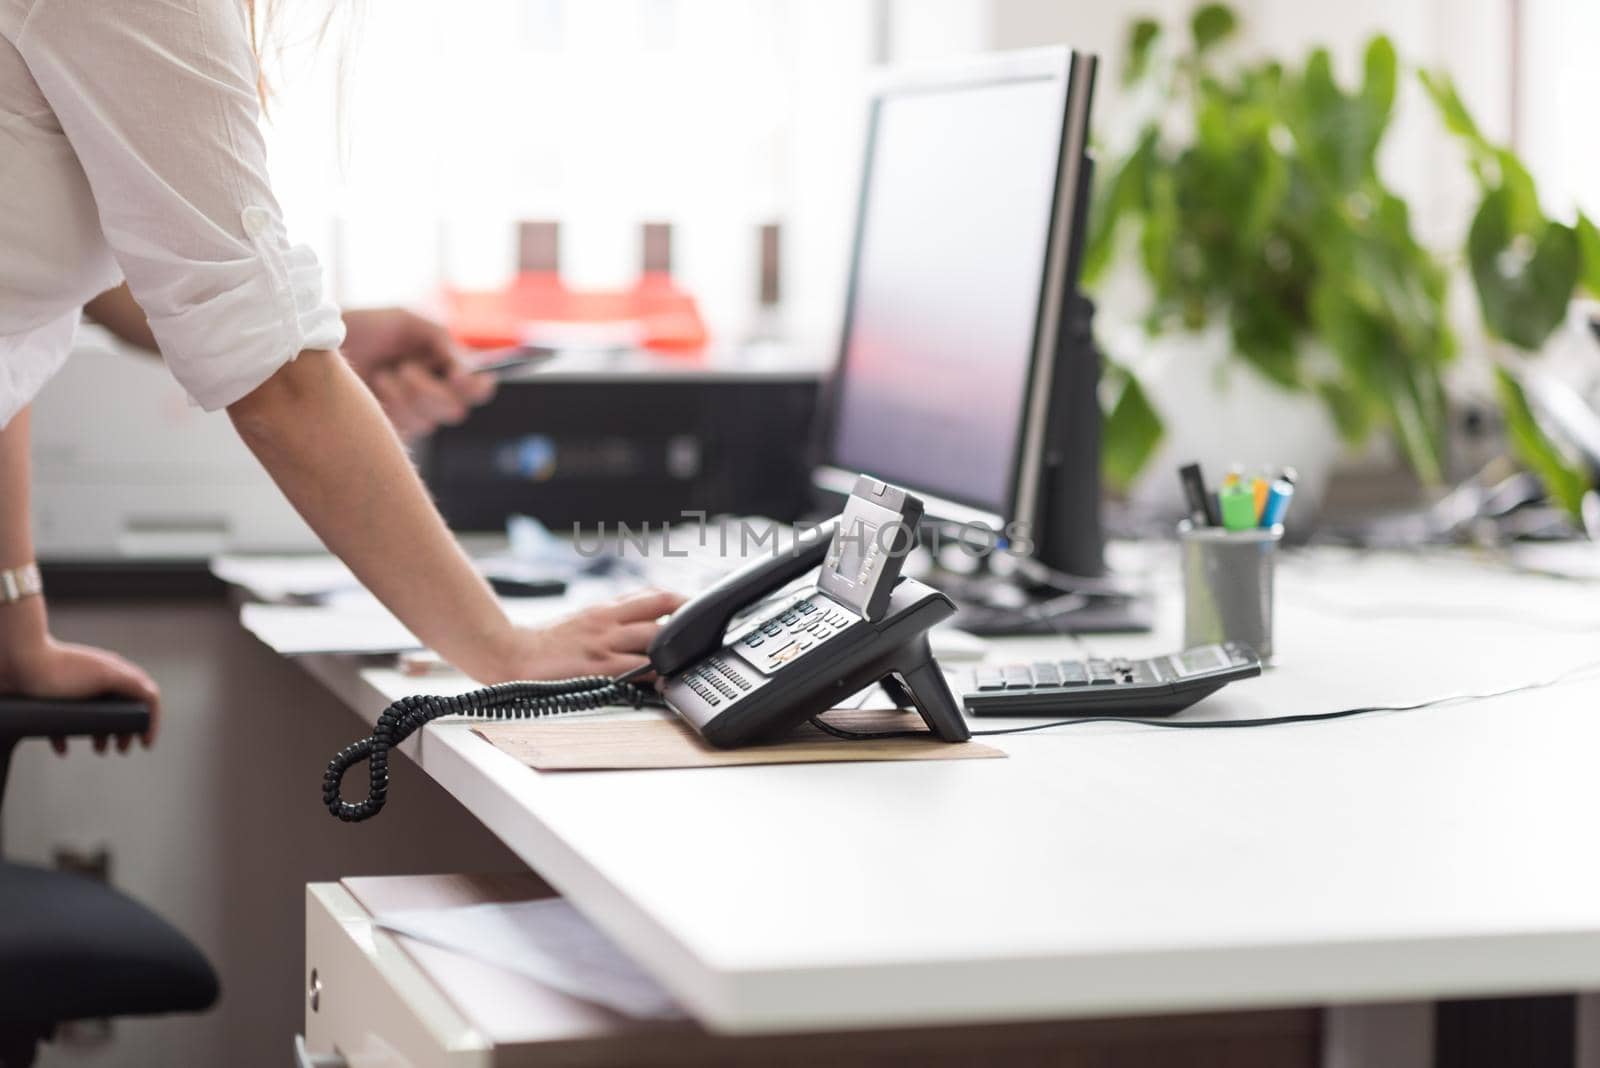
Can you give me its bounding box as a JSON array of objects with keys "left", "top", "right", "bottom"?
[
  {"left": 1089, "top": 3, "right": 1600, "bottom": 520},
  {"left": 1420, "top": 71, "right": 1600, "bottom": 518}
]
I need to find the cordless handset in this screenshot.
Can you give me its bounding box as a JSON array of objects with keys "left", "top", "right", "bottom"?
[{"left": 817, "top": 476, "right": 923, "bottom": 622}]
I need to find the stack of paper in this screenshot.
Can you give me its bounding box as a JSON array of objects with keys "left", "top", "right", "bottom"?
[{"left": 375, "top": 899, "right": 684, "bottom": 1019}]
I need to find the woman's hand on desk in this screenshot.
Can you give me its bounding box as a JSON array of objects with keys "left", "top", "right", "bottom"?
[
  {"left": 485, "top": 590, "right": 687, "bottom": 681},
  {"left": 0, "top": 637, "right": 160, "bottom": 754}
]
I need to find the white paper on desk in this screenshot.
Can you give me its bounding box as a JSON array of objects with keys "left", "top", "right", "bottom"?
[
  {"left": 239, "top": 599, "right": 577, "bottom": 656},
  {"left": 240, "top": 602, "right": 419, "bottom": 654},
  {"left": 215, "top": 552, "right": 582, "bottom": 607},
  {"left": 211, "top": 554, "right": 360, "bottom": 602},
  {"left": 375, "top": 899, "right": 684, "bottom": 1020}
]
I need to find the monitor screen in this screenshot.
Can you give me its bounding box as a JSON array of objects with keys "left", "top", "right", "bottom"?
[{"left": 825, "top": 75, "right": 1064, "bottom": 517}]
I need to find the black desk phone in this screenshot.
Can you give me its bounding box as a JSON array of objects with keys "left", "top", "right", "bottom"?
[
  {"left": 651, "top": 475, "right": 969, "bottom": 748},
  {"left": 324, "top": 476, "right": 968, "bottom": 822}
]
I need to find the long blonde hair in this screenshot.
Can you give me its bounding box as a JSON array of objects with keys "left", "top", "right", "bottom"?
[
  {"left": 244, "top": 0, "right": 349, "bottom": 111},
  {"left": 245, "top": 0, "right": 277, "bottom": 108}
]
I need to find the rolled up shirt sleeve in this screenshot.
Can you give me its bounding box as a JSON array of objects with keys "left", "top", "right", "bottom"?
[{"left": 16, "top": 0, "right": 344, "bottom": 410}]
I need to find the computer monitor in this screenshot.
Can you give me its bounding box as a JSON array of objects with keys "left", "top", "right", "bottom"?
[{"left": 812, "top": 47, "right": 1103, "bottom": 583}]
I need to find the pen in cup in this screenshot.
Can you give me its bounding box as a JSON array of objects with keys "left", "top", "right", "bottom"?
[{"left": 1175, "top": 460, "right": 1294, "bottom": 529}]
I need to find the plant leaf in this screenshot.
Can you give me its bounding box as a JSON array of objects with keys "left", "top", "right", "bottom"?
[
  {"left": 1287, "top": 47, "right": 1383, "bottom": 190},
  {"left": 1493, "top": 365, "right": 1590, "bottom": 518},
  {"left": 1493, "top": 149, "right": 1543, "bottom": 230},
  {"left": 1467, "top": 187, "right": 1581, "bottom": 350},
  {"left": 1577, "top": 213, "right": 1600, "bottom": 297},
  {"left": 1102, "top": 373, "right": 1165, "bottom": 494},
  {"left": 1360, "top": 36, "right": 1397, "bottom": 130},
  {"left": 1190, "top": 4, "right": 1237, "bottom": 54},
  {"left": 1229, "top": 293, "right": 1302, "bottom": 388},
  {"left": 1309, "top": 276, "right": 1447, "bottom": 484},
  {"left": 1084, "top": 129, "right": 1156, "bottom": 285},
  {"left": 1315, "top": 382, "right": 1376, "bottom": 443},
  {"left": 1418, "top": 69, "right": 1489, "bottom": 157},
  {"left": 1125, "top": 19, "right": 1161, "bottom": 85}
]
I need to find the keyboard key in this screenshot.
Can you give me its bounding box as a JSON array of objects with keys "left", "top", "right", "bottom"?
[
  {"left": 974, "top": 669, "right": 1006, "bottom": 691},
  {"left": 1086, "top": 659, "right": 1117, "bottom": 685},
  {"left": 1052, "top": 660, "right": 1089, "bottom": 686},
  {"left": 1031, "top": 661, "right": 1061, "bottom": 687},
  {"left": 1004, "top": 666, "right": 1034, "bottom": 690}
]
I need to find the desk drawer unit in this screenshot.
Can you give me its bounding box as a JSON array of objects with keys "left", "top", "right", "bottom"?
[
  {"left": 303, "top": 876, "right": 1319, "bottom": 1068},
  {"left": 305, "top": 883, "right": 497, "bottom": 1068}
]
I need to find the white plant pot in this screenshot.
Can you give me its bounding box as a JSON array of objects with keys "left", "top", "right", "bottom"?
[{"left": 1126, "top": 326, "right": 1344, "bottom": 526}]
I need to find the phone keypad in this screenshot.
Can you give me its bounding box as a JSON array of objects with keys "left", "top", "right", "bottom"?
[
  {"left": 680, "top": 656, "right": 755, "bottom": 709},
  {"left": 737, "top": 596, "right": 858, "bottom": 676}
]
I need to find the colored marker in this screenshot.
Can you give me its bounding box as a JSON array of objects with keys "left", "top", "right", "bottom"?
[
  {"left": 1219, "top": 484, "right": 1258, "bottom": 531},
  {"left": 1259, "top": 479, "right": 1295, "bottom": 528},
  {"left": 1251, "top": 476, "right": 1269, "bottom": 522}
]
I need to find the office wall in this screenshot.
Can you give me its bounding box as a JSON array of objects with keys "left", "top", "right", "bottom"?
[{"left": 1519, "top": 0, "right": 1600, "bottom": 220}]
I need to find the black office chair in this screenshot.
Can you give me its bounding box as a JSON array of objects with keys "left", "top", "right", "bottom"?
[{"left": 0, "top": 698, "right": 218, "bottom": 1067}]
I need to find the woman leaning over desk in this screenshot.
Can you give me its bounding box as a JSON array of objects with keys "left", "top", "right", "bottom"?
[{"left": 0, "top": 0, "right": 682, "bottom": 749}]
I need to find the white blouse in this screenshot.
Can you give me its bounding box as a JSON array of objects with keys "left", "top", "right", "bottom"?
[{"left": 0, "top": 0, "right": 344, "bottom": 429}]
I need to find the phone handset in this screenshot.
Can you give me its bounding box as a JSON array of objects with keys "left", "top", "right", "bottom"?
[{"left": 647, "top": 519, "right": 837, "bottom": 677}]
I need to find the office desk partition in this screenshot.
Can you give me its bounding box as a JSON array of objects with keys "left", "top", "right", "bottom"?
[{"left": 232, "top": 546, "right": 1600, "bottom": 1063}]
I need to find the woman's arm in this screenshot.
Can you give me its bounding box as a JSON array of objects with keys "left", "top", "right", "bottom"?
[
  {"left": 82, "top": 284, "right": 157, "bottom": 351},
  {"left": 84, "top": 284, "right": 492, "bottom": 441},
  {"left": 228, "top": 351, "right": 677, "bottom": 682},
  {"left": 23, "top": 2, "right": 677, "bottom": 688},
  {"left": 0, "top": 409, "right": 160, "bottom": 751}
]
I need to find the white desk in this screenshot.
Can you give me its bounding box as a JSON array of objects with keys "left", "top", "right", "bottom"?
[{"left": 261, "top": 546, "right": 1600, "bottom": 1036}]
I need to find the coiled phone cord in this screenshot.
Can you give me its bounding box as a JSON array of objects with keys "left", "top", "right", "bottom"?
[{"left": 323, "top": 675, "right": 661, "bottom": 822}]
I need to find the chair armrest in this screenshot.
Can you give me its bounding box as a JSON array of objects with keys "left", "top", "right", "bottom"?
[{"left": 0, "top": 697, "right": 150, "bottom": 744}]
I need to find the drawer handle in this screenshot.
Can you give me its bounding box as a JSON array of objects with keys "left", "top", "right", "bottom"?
[{"left": 294, "top": 1034, "right": 346, "bottom": 1068}]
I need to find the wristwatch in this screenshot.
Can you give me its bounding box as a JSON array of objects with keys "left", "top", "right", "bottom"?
[{"left": 0, "top": 563, "right": 42, "bottom": 604}]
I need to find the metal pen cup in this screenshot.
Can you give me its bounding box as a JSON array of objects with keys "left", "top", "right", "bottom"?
[{"left": 1179, "top": 520, "right": 1283, "bottom": 663}]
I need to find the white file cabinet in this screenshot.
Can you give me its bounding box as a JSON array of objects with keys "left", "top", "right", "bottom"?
[
  {"left": 302, "top": 874, "right": 690, "bottom": 1068},
  {"left": 303, "top": 882, "right": 502, "bottom": 1068},
  {"left": 301, "top": 874, "right": 1318, "bottom": 1068}
]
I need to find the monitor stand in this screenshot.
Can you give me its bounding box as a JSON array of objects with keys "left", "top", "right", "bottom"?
[{"left": 926, "top": 562, "right": 1154, "bottom": 637}]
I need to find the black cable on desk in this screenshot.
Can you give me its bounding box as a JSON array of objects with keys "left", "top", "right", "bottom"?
[
  {"left": 323, "top": 673, "right": 662, "bottom": 823},
  {"left": 812, "top": 658, "right": 1600, "bottom": 741}
]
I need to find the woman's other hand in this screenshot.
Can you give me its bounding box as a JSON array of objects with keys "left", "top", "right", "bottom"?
[
  {"left": 0, "top": 638, "right": 161, "bottom": 754},
  {"left": 482, "top": 590, "right": 687, "bottom": 682},
  {"left": 341, "top": 308, "right": 495, "bottom": 441}
]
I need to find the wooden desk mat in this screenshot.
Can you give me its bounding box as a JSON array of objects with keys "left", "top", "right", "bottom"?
[{"left": 474, "top": 710, "right": 1004, "bottom": 771}]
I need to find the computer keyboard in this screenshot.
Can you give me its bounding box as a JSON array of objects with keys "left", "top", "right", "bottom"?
[{"left": 962, "top": 642, "right": 1261, "bottom": 718}]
